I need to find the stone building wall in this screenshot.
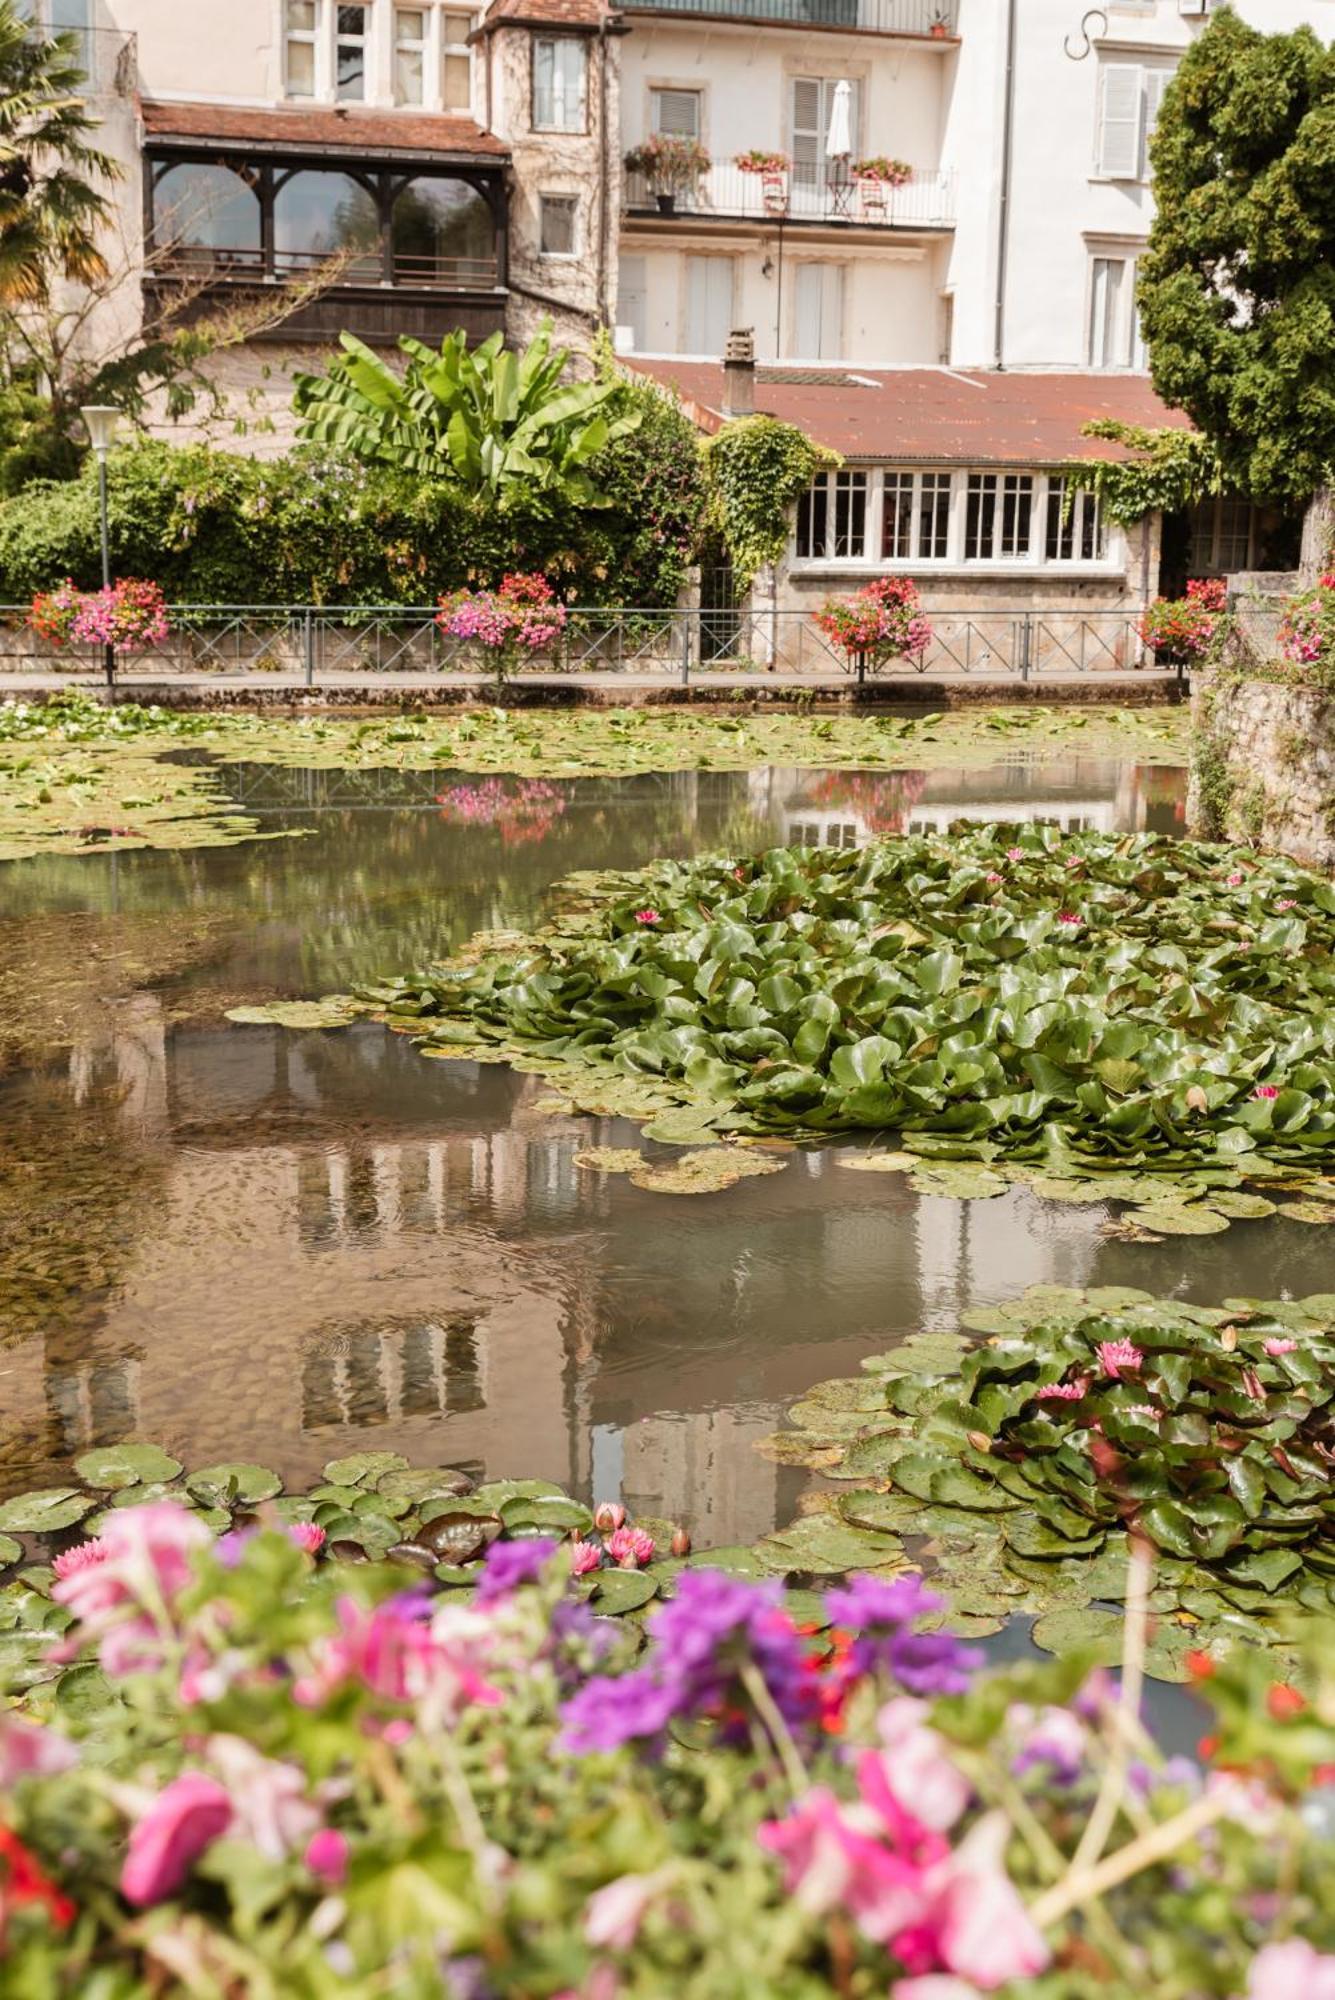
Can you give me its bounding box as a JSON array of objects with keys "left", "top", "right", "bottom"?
[{"left": 1190, "top": 672, "right": 1335, "bottom": 869}]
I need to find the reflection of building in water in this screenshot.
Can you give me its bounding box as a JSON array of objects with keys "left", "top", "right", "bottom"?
[
  {"left": 301, "top": 1314, "right": 485, "bottom": 1431},
  {"left": 773, "top": 758, "right": 1162, "bottom": 847}
]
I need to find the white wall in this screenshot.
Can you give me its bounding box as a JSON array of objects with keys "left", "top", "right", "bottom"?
[{"left": 945, "top": 0, "right": 1335, "bottom": 370}]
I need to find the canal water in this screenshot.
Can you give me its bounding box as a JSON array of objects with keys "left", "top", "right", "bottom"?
[{"left": 6, "top": 748, "right": 1300, "bottom": 1573}]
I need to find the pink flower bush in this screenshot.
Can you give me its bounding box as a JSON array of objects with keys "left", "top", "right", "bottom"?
[
  {"left": 815, "top": 576, "right": 933, "bottom": 672},
  {"left": 1246, "top": 1939, "right": 1335, "bottom": 2000},
  {"left": 1277, "top": 571, "right": 1335, "bottom": 672},
  {"left": 1139, "top": 577, "right": 1226, "bottom": 662},
  {"left": 30, "top": 578, "right": 170, "bottom": 653},
  {"left": 436, "top": 572, "right": 567, "bottom": 676},
  {"left": 120, "top": 1773, "right": 233, "bottom": 1906},
  {"left": 304, "top": 1827, "right": 349, "bottom": 1887},
  {"left": 51, "top": 1502, "right": 210, "bottom": 1676}
]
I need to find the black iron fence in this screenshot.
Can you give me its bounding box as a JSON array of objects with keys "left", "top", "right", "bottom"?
[{"left": 0, "top": 604, "right": 1171, "bottom": 687}]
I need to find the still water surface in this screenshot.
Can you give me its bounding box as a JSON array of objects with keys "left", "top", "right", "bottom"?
[{"left": 5, "top": 750, "right": 1300, "bottom": 1567}]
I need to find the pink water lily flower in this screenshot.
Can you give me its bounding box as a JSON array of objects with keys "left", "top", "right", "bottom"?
[
  {"left": 1263, "top": 1338, "right": 1298, "bottom": 1357},
  {"left": 120, "top": 1773, "right": 233, "bottom": 1907},
  {"left": 1226, "top": 871, "right": 1244, "bottom": 887},
  {"left": 1036, "top": 1377, "right": 1090, "bottom": 1403},
  {"left": 985, "top": 872, "right": 1003, "bottom": 886},
  {"left": 1253, "top": 1084, "right": 1280, "bottom": 1101},
  {"left": 606, "top": 1525, "right": 656, "bottom": 1569},
  {"left": 1056, "top": 912, "right": 1082, "bottom": 927},
  {"left": 1275, "top": 899, "right": 1296, "bottom": 912},
  {"left": 1097, "top": 1339, "right": 1143, "bottom": 1380},
  {"left": 634, "top": 908, "right": 661, "bottom": 926},
  {"left": 1005, "top": 847, "right": 1024, "bottom": 861},
  {"left": 570, "top": 1540, "right": 603, "bottom": 1577}
]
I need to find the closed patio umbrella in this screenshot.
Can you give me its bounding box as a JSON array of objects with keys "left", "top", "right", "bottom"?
[{"left": 825, "top": 78, "right": 852, "bottom": 161}]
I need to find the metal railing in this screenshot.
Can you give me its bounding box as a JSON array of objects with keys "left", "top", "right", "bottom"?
[
  {"left": 156, "top": 246, "right": 502, "bottom": 292},
  {"left": 0, "top": 604, "right": 1174, "bottom": 687},
  {"left": 616, "top": 0, "right": 957, "bottom": 33},
  {"left": 624, "top": 164, "right": 955, "bottom": 231}
]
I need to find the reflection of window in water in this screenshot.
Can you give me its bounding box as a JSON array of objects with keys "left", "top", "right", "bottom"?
[
  {"left": 524, "top": 1136, "right": 583, "bottom": 1214},
  {"left": 47, "top": 1358, "right": 138, "bottom": 1453},
  {"left": 791, "top": 820, "right": 859, "bottom": 849},
  {"left": 302, "top": 1315, "right": 483, "bottom": 1429}
]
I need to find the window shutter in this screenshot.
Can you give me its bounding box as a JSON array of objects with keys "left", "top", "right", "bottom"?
[
  {"left": 792, "top": 77, "right": 822, "bottom": 184},
  {"left": 1143, "top": 66, "right": 1172, "bottom": 168},
  {"left": 1097, "top": 64, "right": 1144, "bottom": 179},
  {"left": 618, "top": 253, "right": 647, "bottom": 350},
  {"left": 685, "top": 256, "right": 733, "bottom": 355},
  {"left": 652, "top": 88, "right": 700, "bottom": 138}
]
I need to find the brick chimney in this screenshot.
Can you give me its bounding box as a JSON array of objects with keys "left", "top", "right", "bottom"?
[{"left": 722, "top": 327, "right": 756, "bottom": 418}]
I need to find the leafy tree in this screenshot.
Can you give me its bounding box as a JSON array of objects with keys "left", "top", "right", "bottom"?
[
  {"left": 1139, "top": 7, "right": 1335, "bottom": 573},
  {"left": 0, "top": 0, "right": 117, "bottom": 305},
  {"left": 292, "top": 319, "right": 638, "bottom": 504}
]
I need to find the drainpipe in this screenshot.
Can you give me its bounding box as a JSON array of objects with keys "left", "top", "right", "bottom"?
[
  {"left": 597, "top": 24, "right": 610, "bottom": 327},
  {"left": 993, "top": 0, "right": 1017, "bottom": 370}
]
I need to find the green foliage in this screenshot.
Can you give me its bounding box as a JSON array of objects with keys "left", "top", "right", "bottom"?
[
  {"left": 0, "top": 0, "right": 118, "bottom": 306},
  {"left": 0, "top": 424, "right": 699, "bottom": 608},
  {"left": 1139, "top": 8, "right": 1335, "bottom": 505},
  {"left": 293, "top": 317, "right": 638, "bottom": 503},
  {"left": 766, "top": 1283, "right": 1335, "bottom": 1673},
  {"left": 703, "top": 416, "right": 837, "bottom": 590},
  {"left": 351, "top": 825, "right": 1335, "bottom": 1219},
  {"left": 1071, "top": 420, "right": 1226, "bottom": 526},
  {"left": 0, "top": 367, "right": 76, "bottom": 492}
]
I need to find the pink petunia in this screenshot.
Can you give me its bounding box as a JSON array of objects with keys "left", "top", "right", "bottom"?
[
  {"left": 205, "top": 1735, "right": 322, "bottom": 1862},
  {"left": 584, "top": 1866, "right": 678, "bottom": 1950},
  {"left": 120, "top": 1773, "right": 233, "bottom": 1907},
  {"left": 1097, "top": 1340, "right": 1143, "bottom": 1381},
  {"left": 304, "top": 1827, "right": 349, "bottom": 1888},
  {"left": 862, "top": 1700, "right": 972, "bottom": 1835}
]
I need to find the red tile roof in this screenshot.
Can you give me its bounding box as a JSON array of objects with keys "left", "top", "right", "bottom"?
[
  {"left": 140, "top": 100, "right": 508, "bottom": 159},
  {"left": 624, "top": 360, "right": 1192, "bottom": 464},
  {"left": 480, "top": 0, "right": 610, "bottom": 25}
]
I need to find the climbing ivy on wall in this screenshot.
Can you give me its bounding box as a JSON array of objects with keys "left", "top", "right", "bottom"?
[
  {"left": 1067, "top": 420, "right": 1225, "bottom": 527},
  {"left": 703, "top": 416, "right": 838, "bottom": 590}
]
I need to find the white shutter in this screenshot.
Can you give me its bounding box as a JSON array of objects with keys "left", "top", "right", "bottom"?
[
  {"left": 792, "top": 264, "right": 841, "bottom": 359},
  {"left": 651, "top": 88, "right": 700, "bottom": 139},
  {"left": 1143, "top": 66, "right": 1172, "bottom": 170},
  {"left": 618, "top": 253, "right": 647, "bottom": 351},
  {"left": 792, "top": 77, "right": 822, "bottom": 187},
  {"left": 685, "top": 255, "right": 733, "bottom": 355},
  {"left": 1097, "top": 64, "right": 1144, "bottom": 179}
]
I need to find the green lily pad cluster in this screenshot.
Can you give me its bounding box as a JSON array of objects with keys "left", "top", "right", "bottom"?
[
  {"left": 355, "top": 826, "right": 1335, "bottom": 1223},
  {"left": 758, "top": 1286, "right": 1335, "bottom": 1679}
]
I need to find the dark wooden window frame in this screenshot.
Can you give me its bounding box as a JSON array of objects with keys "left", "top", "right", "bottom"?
[{"left": 145, "top": 143, "right": 509, "bottom": 295}]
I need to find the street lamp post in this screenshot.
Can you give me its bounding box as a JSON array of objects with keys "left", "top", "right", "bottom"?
[{"left": 80, "top": 404, "right": 120, "bottom": 698}]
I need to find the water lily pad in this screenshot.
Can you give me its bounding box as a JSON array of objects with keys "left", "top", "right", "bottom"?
[
  {"left": 186, "top": 1463, "right": 283, "bottom": 1507},
  {"left": 1126, "top": 1206, "right": 1230, "bottom": 1236},
  {"left": 0, "top": 1489, "right": 95, "bottom": 1534},
  {"left": 322, "top": 1452, "right": 410, "bottom": 1488},
  {"left": 628, "top": 1149, "right": 787, "bottom": 1195},
  {"left": 55, "top": 1663, "right": 119, "bottom": 1719},
  {"left": 74, "top": 1444, "right": 183, "bottom": 1490},
  {"left": 754, "top": 1516, "right": 903, "bottom": 1576},
  {"left": 753, "top": 1432, "right": 847, "bottom": 1469},
  {"left": 0, "top": 1536, "right": 21, "bottom": 1569},
  {"left": 1279, "top": 1202, "right": 1335, "bottom": 1224},
  {"left": 590, "top": 1569, "right": 658, "bottom": 1614},
  {"left": 1031, "top": 1605, "right": 1124, "bottom": 1662},
  {"left": 225, "top": 995, "right": 364, "bottom": 1029},
  {"left": 573, "top": 1147, "right": 646, "bottom": 1175},
  {"left": 499, "top": 1495, "right": 593, "bottom": 1536},
  {"left": 685, "top": 1545, "right": 767, "bottom": 1578}
]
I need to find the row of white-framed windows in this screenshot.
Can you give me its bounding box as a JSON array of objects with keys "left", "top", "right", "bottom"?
[
  {"left": 795, "top": 468, "right": 1109, "bottom": 567},
  {"left": 285, "top": 0, "right": 474, "bottom": 109}
]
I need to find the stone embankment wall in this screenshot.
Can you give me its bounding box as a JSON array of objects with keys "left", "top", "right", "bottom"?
[{"left": 1190, "top": 671, "right": 1335, "bottom": 868}]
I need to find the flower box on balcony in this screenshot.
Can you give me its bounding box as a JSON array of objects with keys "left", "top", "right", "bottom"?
[
  {"left": 625, "top": 135, "right": 712, "bottom": 212},
  {"left": 737, "top": 150, "right": 790, "bottom": 216}
]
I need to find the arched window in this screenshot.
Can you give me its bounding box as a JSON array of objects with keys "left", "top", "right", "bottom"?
[
  {"left": 153, "top": 162, "right": 262, "bottom": 271},
  {"left": 274, "top": 169, "right": 380, "bottom": 278},
  {"left": 391, "top": 177, "right": 495, "bottom": 285}
]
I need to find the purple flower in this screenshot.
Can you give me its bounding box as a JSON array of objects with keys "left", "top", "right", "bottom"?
[
  {"left": 825, "top": 1575, "right": 981, "bottom": 1697},
  {"left": 559, "top": 1568, "right": 814, "bottom": 1755},
  {"left": 473, "top": 1537, "right": 559, "bottom": 1605}
]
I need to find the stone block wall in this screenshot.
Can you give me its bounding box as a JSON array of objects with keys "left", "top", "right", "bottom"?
[{"left": 1190, "top": 671, "right": 1335, "bottom": 868}]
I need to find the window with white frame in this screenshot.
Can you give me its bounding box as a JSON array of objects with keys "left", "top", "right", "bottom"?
[
  {"left": 442, "top": 11, "right": 472, "bottom": 110},
  {"left": 791, "top": 77, "right": 861, "bottom": 189},
  {"left": 394, "top": 6, "right": 427, "bottom": 102},
  {"left": 1087, "top": 253, "right": 1146, "bottom": 368},
  {"left": 1045, "top": 478, "right": 1107, "bottom": 562},
  {"left": 1095, "top": 61, "right": 1175, "bottom": 180},
  {"left": 795, "top": 469, "right": 1109, "bottom": 569},
  {"left": 335, "top": 3, "right": 368, "bottom": 99},
  {"left": 650, "top": 87, "right": 702, "bottom": 139},
  {"left": 539, "top": 193, "right": 578, "bottom": 257},
  {"left": 285, "top": 0, "right": 318, "bottom": 96},
  {"left": 532, "top": 35, "right": 587, "bottom": 132},
  {"left": 882, "top": 469, "right": 951, "bottom": 562},
  {"left": 966, "top": 472, "right": 1034, "bottom": 562}
]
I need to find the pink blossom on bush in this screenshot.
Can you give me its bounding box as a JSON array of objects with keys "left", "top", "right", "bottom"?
[
  {"left": 436, "top": 572, "right": 567, "bottom": 674},
  {"left": 1246, "top": 1939, "right": 1335, "bottom": 2000},
  {"left": 815, "top": 576, "right": 933, "bottom": 671},
  {"left": 293, "top": 1593, "right": 499, "bottom": 1715},
  {"left": 1139, "top": 578, "right": 1225, "bottom": 662},
  {"left": 584, "top": 1866, "right": 677, "bottom": 1950},
  {"left": 206, "top": 1736, "right": 323, "bottom": 1862},
  {"left": 304, "top": 1827, "right": 349, "bottom": 1887},
  {"left": 0, "top": 1710, "right": 78, "bottom": 1787},
  {"left": 862, "top": 1699, "right": 972, "bottom": 1834},
  {"left": 67, "top": 579, "right": 170, "bottom": 652},
  {"left": 52, "top": 1503, "right": 210, "bottom": 1676},
  {"left": 120, "top": 1773, "right": 233, "bottom": 1907}
]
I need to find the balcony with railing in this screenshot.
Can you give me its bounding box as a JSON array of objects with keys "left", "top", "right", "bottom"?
[
  {"left": 616, "top": 0, "right": 957, "bottom": 34},
  {"left": 624, "top": 162, "right": 955, "bottom": 232}
]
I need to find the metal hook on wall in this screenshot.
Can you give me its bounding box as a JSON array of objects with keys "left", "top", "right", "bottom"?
[{"left": 1064, "top": 7, "right": 1108, "bottom": 60}]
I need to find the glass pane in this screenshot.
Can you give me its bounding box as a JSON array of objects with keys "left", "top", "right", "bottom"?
[
  {"left": 833, "top": 471, "right": 866, "bottom": 558},
  {"left": 443, "top": 51, "right": 471, "bottom": 109},
  {"left": 395, "top": 47, "right": 424, "bottom": 102},
  {"left": 287, "top": 0, "right": 316, "bottom": 25},
  {"left": 1045, "top": 479, "right": 1070, "bottom": 561},
  {"left": 275, "top": 170, "right": 379, "bottom": 275},
  {"left": 338, "top": 4, "right": 366, "bottom": 28},
  {"left": 540, "top": 196, "right": 576, "bottom": 255},
  {"left": 154, "top": 162, "right": 262, "bottom": 268},
  {"left": 442, "top": 12, "right": 470, "bottom": 44},
  {"left": 796, "top": 482, "right": 826, "bottom": 560},
  {"left": 337, "top": 42, "right": 366, "bottom": 97},
  {"left": 965, "top": 475, "right": 995, "bottom": 560},
  {"left": 882, "top": 473, "right": 912, "bottom": 560},
  {"left": 396, "top": 5, "right": 426, "bottom": 33},
  {"left": 287, "top": 39, "right": 316, "bottom": 93},
  {"left": 919, "top": 473, "right": 950, "bottom": 559},
  {"left": 392, "top": 176, "right": 494, "bottom": 284}
]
